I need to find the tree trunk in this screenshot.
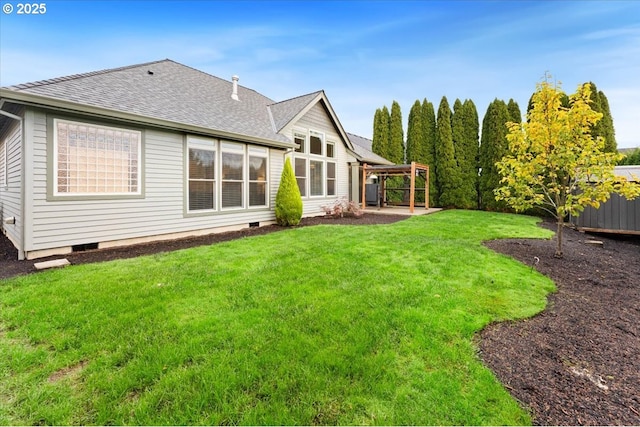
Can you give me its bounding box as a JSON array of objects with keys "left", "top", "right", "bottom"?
[{"left": 555, "top": 220, "right": 564, "bottom": 258}]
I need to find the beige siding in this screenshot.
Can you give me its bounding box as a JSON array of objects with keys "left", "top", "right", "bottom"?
[
  {"left": 284, "top": 101, "right": 352, "bottom": 216},
  {"left": 27, "top": 112, "right": 282, "bottom": 258},
  {"left": 0, "top": 110, "right": 23, "bottom": 253}
]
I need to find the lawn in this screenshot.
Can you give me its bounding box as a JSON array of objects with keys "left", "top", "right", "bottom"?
[{"left": 0, "top": 210, "right": 554, "bottom": 425}]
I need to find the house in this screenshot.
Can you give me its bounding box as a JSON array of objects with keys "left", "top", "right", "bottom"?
[
  {"left": 571, "top": 165, "right": 640, "bottom": 235},
  {"left": 0, "top": 59, "right": 389, "bottom": 260}
]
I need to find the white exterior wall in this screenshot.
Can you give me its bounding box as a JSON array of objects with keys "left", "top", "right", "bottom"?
[
  {"left": 283, "top": 102, "right": 352, "bottom": 216},
  {"left": 25, "top": 109, "right": 284, "bottom": 259},
  {"left": 0, "top": 109, "right": 23, "bottom": 253}
]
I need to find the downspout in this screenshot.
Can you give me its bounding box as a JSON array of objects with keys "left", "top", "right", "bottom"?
[{"left": 0, "top": 99, "right": 25, "bottom": 260}]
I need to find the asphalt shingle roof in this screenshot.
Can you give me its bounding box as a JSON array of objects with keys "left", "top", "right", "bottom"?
[
  {"left": 3, "top": 59, "right": 291, "bottom": 144},
  {"left": 347, "top": 132, "right": 393, "bottom": 165},
  {"left": 268, "top": 91, "right": 323, "bottom": 132},
  {"left": 3, "top": 59, "right": 390, "bottom": 164}
]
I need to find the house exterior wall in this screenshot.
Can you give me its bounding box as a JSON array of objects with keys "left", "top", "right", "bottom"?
[
  {"left": 23, "top": 108, "right": 286, "bottom": 259},
  {"left": 0, "top": 108, "right": 24, "bottom": 254},
  {"left": 284, "top": 102, "right": 351, "bottom": 216}
]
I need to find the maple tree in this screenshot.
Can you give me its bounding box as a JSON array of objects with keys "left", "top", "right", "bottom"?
[{"left": 495, "top": 75, "right": 640, "bottom": 257}]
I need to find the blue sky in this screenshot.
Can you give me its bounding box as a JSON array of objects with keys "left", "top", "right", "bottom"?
[{"left": 1, "top": 1, "right": 639, "bottom": 148}]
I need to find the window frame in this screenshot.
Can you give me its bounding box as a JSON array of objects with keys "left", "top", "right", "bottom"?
[
  {"left": 187, "top": 136, "right": 217, "bottom": 213},
  {"left": 309, "top": 159, "right": 324, "bottom": 197},
  {"left": 185, "top": 137, "right": 270, "bottom": 216},
  {"left": 309, "top": 130, "right": 324, "bottom": 156},
  {"left": 220, "top": 142, "right": 246, "bottom": 210},
  {"left": 326, "top": 161, "right": 336, "bottom": 196},
  {"left": 294, "top": 132, "right": 306, "bottom": 154},
  {"left": 50, "top": 118, "right": 143, "bottom": 200},
  {"left": 248, "top": 146, "right": 269, "bottom": 208}
]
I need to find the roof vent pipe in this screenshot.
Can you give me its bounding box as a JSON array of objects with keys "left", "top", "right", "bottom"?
[{"left": 231, "top": 75, "right": 239, "bottom": 101}]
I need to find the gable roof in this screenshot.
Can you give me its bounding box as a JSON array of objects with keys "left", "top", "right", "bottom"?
[
  {"left": 268, "top": 91, "right": 323, "bottom": 132},
  {"left": 1, "top": 59, "right": 293, "bottom": 147},
  {"left": 347, "top": 132, "right": 393, "bottom": 165}
]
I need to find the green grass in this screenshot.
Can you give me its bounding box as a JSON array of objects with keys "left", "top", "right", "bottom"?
[{"left": 0, "top": 210, "right": 554, "bottom": 425}]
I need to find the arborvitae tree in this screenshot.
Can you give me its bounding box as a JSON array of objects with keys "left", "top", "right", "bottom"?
[
  {"left": 479, "top": 99, "right": 510, "bottom": 211},
  {"left": 406, "top": 100, "right": 424, "bottom": 164},
  {"left": 451, "top": 99, "right": 466, "bottom": 207},
  {"left": 275, "top": 157, "right": 303, "bottom": 226},
  {"left": 422, "top": 98, "right": 439, "bottom": 207},
  {"left": 598, "top": 90, "right": 616, "bottom": 153},
  {"left": 461, "top": 99, "right": 480, "bottom": 209},
  {"left": 584, "top": 82, "right": 616, "bottom": 153},
  {"left": 389, "top": 101, "right": 405, "bottom": 164},
  {"left": 507, "top": 98, "right": 522, "bottom": 123},
  {"left": 372, "top": 106, "right": 390, "bottom": 160},
  {"left": 435, "top": 96, "right": 460, "bottom": 207}
]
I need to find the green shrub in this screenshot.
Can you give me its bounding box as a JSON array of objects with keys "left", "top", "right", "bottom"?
[{"left": 275, "top": 157, "right": 303, "bottom": 226}]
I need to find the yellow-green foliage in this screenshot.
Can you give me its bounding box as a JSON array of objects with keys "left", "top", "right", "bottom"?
[
  {"left": 275, "top": 157, "right": 303, "bottom": 226},
  {"left": 495, "top": 74, "right": 640, "bottom": 256}
]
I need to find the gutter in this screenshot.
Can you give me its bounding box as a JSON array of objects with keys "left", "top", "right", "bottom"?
[
  {"left": 0, "top": 89, "right": 297, "bottom": 150},
  {"left": 0, "top": 98, "right": 26, "bottom": 260}
]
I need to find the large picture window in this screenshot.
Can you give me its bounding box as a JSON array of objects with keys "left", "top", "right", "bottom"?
[
  {"left": 187, "top": 138, "right": 269, "bottom": 213},
  {"left": 54, "top": 119, "right": 141, "bottom": 195}
]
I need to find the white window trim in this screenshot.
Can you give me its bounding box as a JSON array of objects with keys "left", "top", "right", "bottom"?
[
  {"left": 248, "top": 146, "right": 269, "bottom": 208},
  {"left": 326, "top": 160, "right": 337, "bottom": 197},
  {"left": 294, "top": 131, "right": 306, "bottom": 154},
  {"left": 294, "top": 129, "right": 340, "bottom": 199},
  {"left": 309, "top": 130, "right": 325, "bottom": 157},
  {"left": 220, "top": 142, "right": 246, "bottom": 211},
  {"left": 53, "top": 118, "right": 142, "bottom": 197},
  {"left": 187, "top": 136, "right": 217, "bottom": 213},
  {"left": 309, "top": 159, "right": 325, "bottom": 198},
  {"left": 186, "top": 138, "right": 270, "bottom": 214},
  {"left": 326, "top": 141, "right": 336, "bottom": 159}
]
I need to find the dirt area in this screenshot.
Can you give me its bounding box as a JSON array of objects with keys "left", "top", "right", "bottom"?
[{"left": 1, "top": 213, "right": 639, "bottom": 425}]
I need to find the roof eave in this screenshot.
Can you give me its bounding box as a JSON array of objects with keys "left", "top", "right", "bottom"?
[
  {"left": 346, "top": 148, "right": 394, "bottom": 165},
  {"left": 0, "top": 89, "right": 296, "bottom": 150}
]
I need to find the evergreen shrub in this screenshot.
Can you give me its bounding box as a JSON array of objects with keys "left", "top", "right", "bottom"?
[{"left": 275, "top": 157, "right": 303, "bottom": 226}]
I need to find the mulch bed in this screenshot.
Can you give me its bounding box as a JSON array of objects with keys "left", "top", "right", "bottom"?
[
  {"left": 1, "top": 213, "right": 639, "bottom": 425},
  {"left": 482, "top": 221, "right": 640, "bottom": 426}
]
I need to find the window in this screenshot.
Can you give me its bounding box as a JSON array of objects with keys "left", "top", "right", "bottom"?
[
  {"left": 295, "top": 157, "right": 307, "bottom": 197},
  {"left": 0, "top": 137, "right": 6, "bottom": 187},
  {"left": 188, "top": 138, "right": 216, "bottom": 211},
  {"left": 310, "top": 131, "right": 323, "bottom": 155},
  {"left": 221, "top": 143, "right": 244, "bottom": 209},
  {"left": 310, "top": 160, "right": 324, "bottom": 196},
  {"left": 54, "top": 120, "right": 140, "bottom": 195},
  {"left": 326, "top": 141, "right": 335, "bottom": 158},
  {"left": 327, "top": 161, "right": 336, "bottom": 196},
  {"left": 294, "top": 133, "right": 306, "bottom": 153},
  {"left": 249, "top": 147, "right": 268, "bottom": 207}
]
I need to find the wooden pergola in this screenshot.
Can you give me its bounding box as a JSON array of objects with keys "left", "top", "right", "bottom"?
[{"left": 361, "top": 162, "right": 429, "bottom": 213}]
